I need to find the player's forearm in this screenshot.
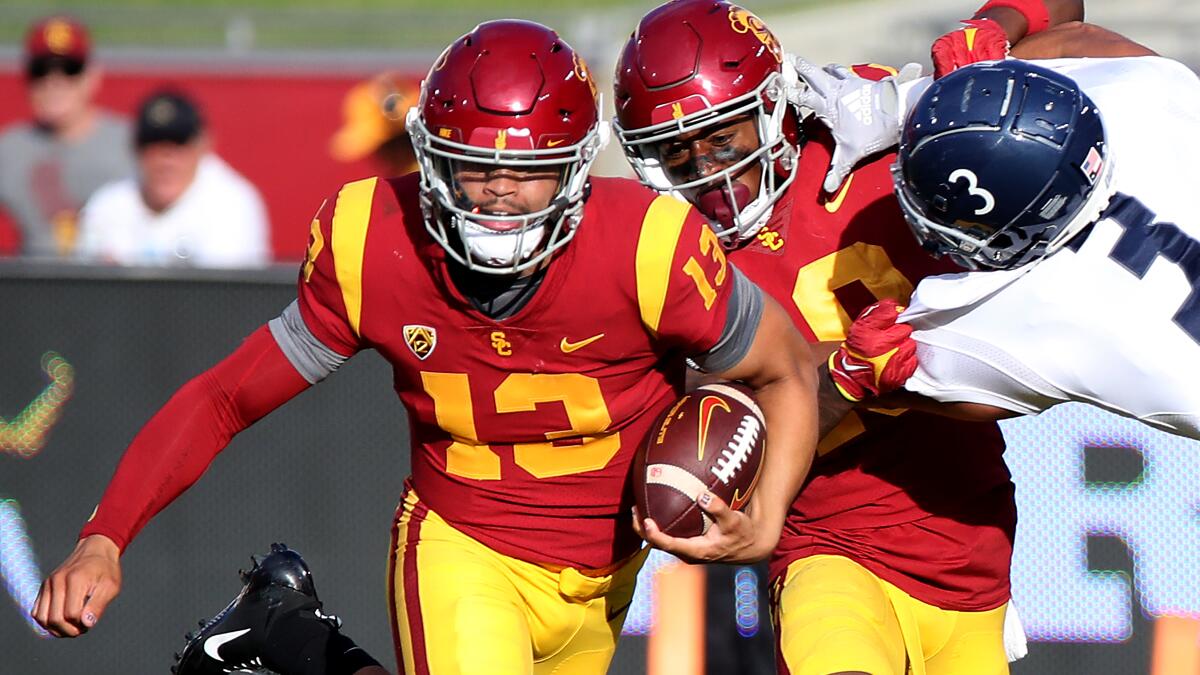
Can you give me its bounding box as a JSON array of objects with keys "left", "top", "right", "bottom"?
[
  {"left": 726, "top": 306, "right": 820, "bottom": 548},
  {"left": 79, "top": 326, "right": 310, "bottom": 552},
  {"left": 745, "top": 365, "right": 817, "bottom": 550},
  {"left": 1046, "top": 0, "right": 1085, "bottom": 24},
  {"left": 874, "top": 390, "right": 1020, "bottom": 421},
  {"left": 975, "top": 0, "right": 1084, "bottom": 43},
  {"left": 816, "top": 364, "right": 858, "bottom": 439}
]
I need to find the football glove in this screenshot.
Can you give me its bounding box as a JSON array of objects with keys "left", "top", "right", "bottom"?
[
  {"left": 931, "top": 18, "right": 1010, "bottom": 79},
  {"left": 828, "top": 300, "right": 918, "bottom": 402},
  {"left": 788, "top": 55, "right": 922, "bottom": 193}
]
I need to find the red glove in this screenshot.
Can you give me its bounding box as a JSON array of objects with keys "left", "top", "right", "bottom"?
[
  {"left": 931, "top": 18, "right": 1010, "bottom": 79},
  {"left": 828, "top": 300, "right": 918, "bottom": 402}
]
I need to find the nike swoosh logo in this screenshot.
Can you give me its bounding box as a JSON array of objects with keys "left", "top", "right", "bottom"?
[
  {"left": 546, "top": 139, "right": 565, "bottom": 147},
  {"left": 839, "top": 355, "right": 871, "bottom": 373},
  {"left": 730, "top": 451, "right": 765, "bottom": 512},
  {"left": 560, "top": 333, "right": 605, "bottom": 353},
  {"left": 204, "top": 628, "right": 251, "bottom": 661},
  {"left": 730, "top": 487, "right": 750, "bottom": 511},
  {"left": 824, "top": 173, "right": 854, "bottom": 213},
  {"left": 606, "top": 597, "right": 634, "bottom": 622},
  {"left": 697, "top": 395, "right": 731, "bottom": 461}
]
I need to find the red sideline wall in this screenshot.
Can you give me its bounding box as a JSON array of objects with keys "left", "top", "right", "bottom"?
[{"left": 0, "top": 67, "right": 423, "bottom": 261}]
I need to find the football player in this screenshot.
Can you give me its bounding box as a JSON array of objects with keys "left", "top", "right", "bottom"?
[
  {"left": 611, "top": 1, "right": 1079, "bottom": 673},
  {"left": 802, "top": 27, "right": 1200, "bottom": 440},
  {"left": 31, "top": 20, "right": 821, "bottom": 675}
]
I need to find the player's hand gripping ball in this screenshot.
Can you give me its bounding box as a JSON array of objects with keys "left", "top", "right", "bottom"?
[{"left": 635, "top": 383, "right": 766, "bottom": 538}]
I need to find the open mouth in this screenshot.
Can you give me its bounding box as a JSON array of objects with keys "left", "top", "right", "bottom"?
[{"left": 469, "top": 207, "right": 527, "bottom": 232}]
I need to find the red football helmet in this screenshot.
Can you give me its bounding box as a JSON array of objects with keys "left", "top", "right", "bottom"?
[
  {"left": 408, "top": 20, "right": 604, "bottom": 274},
  {"left": 614, "top": 0, "right": 800, "bottom": 244}
]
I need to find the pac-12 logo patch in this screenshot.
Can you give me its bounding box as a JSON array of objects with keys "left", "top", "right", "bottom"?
[{"left": 403, "top": 325, "right": 437, "bottom": 361}]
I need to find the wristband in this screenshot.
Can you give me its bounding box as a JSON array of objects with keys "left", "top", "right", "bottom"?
[{"left": 978, "top": 0, "right": 1051, "bottom": 35}]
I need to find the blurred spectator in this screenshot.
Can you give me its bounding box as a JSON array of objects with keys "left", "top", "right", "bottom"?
[
  {"left": 330, "top": 72, "right": 419, "bottom": 176},
  {"left": 0, "top": 15, "right": 135, "bottom": 257},
  {"left": 75, "top": 90, "right": 270, "bottom": 268}
]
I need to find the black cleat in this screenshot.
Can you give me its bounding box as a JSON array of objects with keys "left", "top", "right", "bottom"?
[{"left": 173, "top": 543, "right": 340, "bottom": 675}]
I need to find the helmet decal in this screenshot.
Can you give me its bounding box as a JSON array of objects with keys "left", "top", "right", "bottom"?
[
  {"left": 728, "top": 6, "right": 782, "bottom": 63},
  {"left": 573, "top": 52, "right": 598, "bottom": 99}
]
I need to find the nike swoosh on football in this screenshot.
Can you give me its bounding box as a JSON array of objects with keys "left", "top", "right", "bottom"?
[
  {"left": 730, "top": 487, "right": 750, "bottom": 511},
  {"left": 560, "top": 333, "right": 605, "bottom": 353},
  {"left": 204, "top": 628, "right": 251, "bottom": 661}
]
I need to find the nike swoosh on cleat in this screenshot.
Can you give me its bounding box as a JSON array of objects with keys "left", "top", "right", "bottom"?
[{"left": 204, "top": 628, "right": 251, "bottom": 661}]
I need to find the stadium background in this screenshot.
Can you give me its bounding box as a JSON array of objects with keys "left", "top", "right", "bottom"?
[{"left": 1, "top": 0, "right": 1198, "bottom": 673}]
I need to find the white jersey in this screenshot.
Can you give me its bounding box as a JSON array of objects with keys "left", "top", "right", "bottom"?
[
  {"left": 901, "top": 57, "right": 1200, "bottom": 439},
  {"left": 76, "top": 154, "right": 270, "bottom": 268}
]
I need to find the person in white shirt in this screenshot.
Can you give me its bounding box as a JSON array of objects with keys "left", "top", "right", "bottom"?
[
  {"left": 76, "top": 90, "right": 270, "bottom": 268},
  {"left": 796, "top": 26, "right": 1200, "bottom": 440}
]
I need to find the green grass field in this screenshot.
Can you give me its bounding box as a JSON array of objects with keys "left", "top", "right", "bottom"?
[{"left": 0, "top": 0, "right": 830, "bottom": 52}]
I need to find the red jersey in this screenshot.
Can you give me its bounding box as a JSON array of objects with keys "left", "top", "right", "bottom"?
[
  {"left": 740, "top": 124, "right": 1016, "bottom": 611},
  {"left": 297, "top": 174, "right": 734, "bottom": 569}
]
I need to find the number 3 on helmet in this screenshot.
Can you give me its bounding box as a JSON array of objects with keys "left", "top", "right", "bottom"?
[
  {"left": 892, "top": 60, "right": 1115, "bottom": 270},
  {"left": 407, "top": 20, "right": 605, "bottom": 275}
]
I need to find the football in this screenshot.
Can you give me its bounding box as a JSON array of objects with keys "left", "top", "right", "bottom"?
[{"left": 634, "top": 382, "right": 767, "bottom": 539}]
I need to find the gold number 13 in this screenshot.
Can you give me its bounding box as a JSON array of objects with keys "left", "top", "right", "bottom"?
[
  {"left": 683, "top": 226, "right": 728, "bottom": 309},
  {"left": 420, "top": 372, "right": 621, "bottom": 480}
]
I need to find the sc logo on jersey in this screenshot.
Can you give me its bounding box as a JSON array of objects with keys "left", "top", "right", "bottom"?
[{"left": 490, "top": 331, "right": 512, "bottom": 357}]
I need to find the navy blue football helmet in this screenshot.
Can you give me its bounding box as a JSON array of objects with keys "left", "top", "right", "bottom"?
[{"left": 892, "top": 60, "right": 1114, "bottom": 270}]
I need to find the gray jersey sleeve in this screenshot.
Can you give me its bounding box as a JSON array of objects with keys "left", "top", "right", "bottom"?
[
  {"left": 688, "top": 266, "right": 764, "bottom": 374},
  {"left": 268, "top": 300, "right": 348, "bottom": 384}
]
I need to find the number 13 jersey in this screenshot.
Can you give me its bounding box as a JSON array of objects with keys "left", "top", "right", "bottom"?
[
  {"left": 291, "top": 174, "right": 735, "bottom": 569},
  {"left": 903, "top": 57, "right": 1200, "bottom": 440}
]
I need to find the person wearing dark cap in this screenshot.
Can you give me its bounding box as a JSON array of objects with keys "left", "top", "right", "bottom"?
[
  {"left": 0, "top": 15, "right": 135, "bottom": 257},
  {"left": 75, "top": 90, "right": 270, "bottom": 268}
]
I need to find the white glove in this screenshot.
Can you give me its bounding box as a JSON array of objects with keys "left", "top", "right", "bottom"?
[{"left": 788, "top": 55, "right": 922, "bottom": 193}]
